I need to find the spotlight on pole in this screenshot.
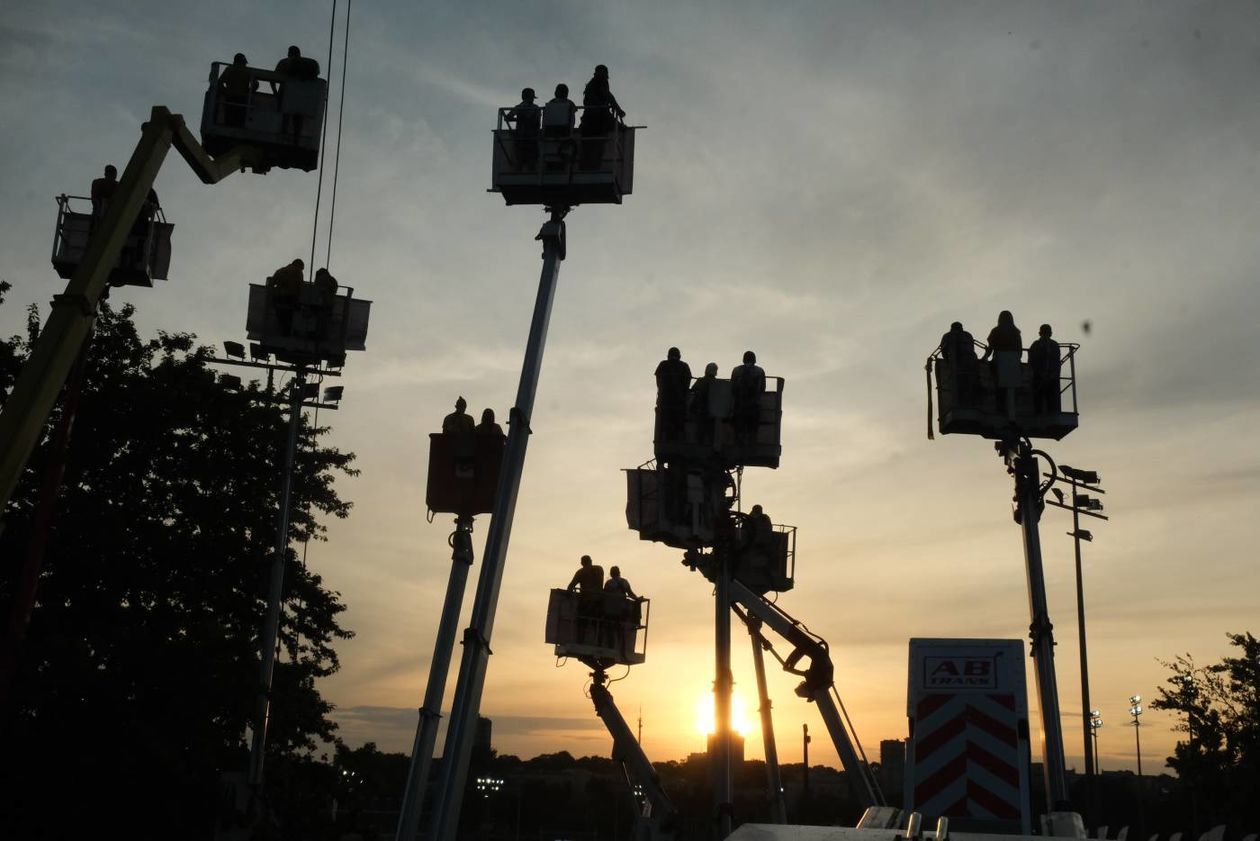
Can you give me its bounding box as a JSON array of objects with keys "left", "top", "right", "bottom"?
[
  {"left": 323, "top": 386, "right": 344, "bottom": 403},
  {"left": 1061, "top": 465, "right": 1101, "bottom": 485},
  {"left": 223, "top": 340, "right": 246, "bottom": 360},
  {"left": 250, "top": 343, "right": 269, "bottom": 362},
  {"left": 219, "top": 373, "right": 243, "bottom": 391},
  {"left": 1070, "top": 529, "right": 1093, "bottom": 542},
  {"left": 1074, "top": 494, "right": 1105, "bottom": 512}
]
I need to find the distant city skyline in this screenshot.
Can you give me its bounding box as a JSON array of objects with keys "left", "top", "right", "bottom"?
[{"left": 3, "top": 1, "right": 1258, "bottom": 780}]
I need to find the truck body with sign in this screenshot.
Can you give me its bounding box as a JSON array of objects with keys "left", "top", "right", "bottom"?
[{"left": 904, "top": 638, "right": 1033, "bottom": 834}]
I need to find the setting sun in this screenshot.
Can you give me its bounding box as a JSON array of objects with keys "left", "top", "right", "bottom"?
[{"left": 694, "top": 692, "right": 755, "bottom": 737}]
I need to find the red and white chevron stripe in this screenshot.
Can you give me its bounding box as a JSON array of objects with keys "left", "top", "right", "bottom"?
[{"left": 910, "top": 693, "right": 1024, "bottom": 820}]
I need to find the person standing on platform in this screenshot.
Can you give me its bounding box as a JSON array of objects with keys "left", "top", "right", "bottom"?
[
  {"left": 939, "top": 321, "right": 979, "bottom": 406},
  {"left": 218, "top": 53, "right": 256, "bottom": 127},
  {"left": 265, "top": 259, "right": 304, "bottom": 334},
  {"left": 655, "top": 347, "right": 692, "bottom": 444},
  {"left": 690, "top": 362, "right": 719, "bottom": 444},
  {"left": 982, "top": 311, "right": 1023, "bottom": 417},
  {"left": 1028, "top": 323, "right": 1062, "bottom": 414},
  {"left": 90, "top": 165, "right": 118, "bottom": 220},
  {"left": 579, "top": 64, "right": 625, "bottom": 169},
  {"left": 730, "top": 350, "right": 766, "bottom": 444},
  {"left": 506, "top": 87, "right": 541, "bottom": 171},
  {"left": 442, "top": 397, "right": 475, "bottom": 436},
  {"left": 567, "top": 554, "right": 605, "bottom": 643},
  {"left": 475, "top": 408, "right": 504, "bottom": 437}
]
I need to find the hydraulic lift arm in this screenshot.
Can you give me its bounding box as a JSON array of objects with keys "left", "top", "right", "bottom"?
[
  {"left": 729, "top": 579, "right": 884, "bottom": 810},
  {"left": 0, "top": 107, "right": 262, "bottom": 515},
  {"left": 590, "top": 673, "right": 678, "bottom": 841}
]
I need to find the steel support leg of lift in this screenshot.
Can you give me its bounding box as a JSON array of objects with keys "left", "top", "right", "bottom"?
[
  {"left": 426, "top": 207, "right": 568, "bottom": 841},
  {"left": 395, "top": 515, "right": 475, "bottom": 841},
  {"left": 713, "top": 552, "right": 734, "bottom": 839},
  {"left": 744, "top": 616, "right": 787, "bottom": 824}
]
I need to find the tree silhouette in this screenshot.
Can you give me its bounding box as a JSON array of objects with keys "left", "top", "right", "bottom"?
[
  {"left": 1152, "top": 631, "right": 1260, "bottom": 833},
  {"left": 0, "top": 289, "right": 356, "bottom": 839}
]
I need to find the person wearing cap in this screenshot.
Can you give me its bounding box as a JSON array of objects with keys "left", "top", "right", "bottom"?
[
  {"left": 218, "top": 52, "right": 257, "bottom": 127},
  {"left": 442, "top": 397, "right": 475, "bottom": 436},
  {"left": 506, "top": 87, "right": 541, "bottom": 170}
]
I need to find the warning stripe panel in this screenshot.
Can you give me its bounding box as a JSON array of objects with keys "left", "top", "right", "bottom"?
[
  {"left": 916, "top": 692, "right": 951, "bottom": 719},
  {"left": 914, "top": 753, "right": 966, "bottom": 804},
  {"left": 966, "top": 740, "right": 1019, "bottom": 788},
  {"left": 968, "top": 778, "right": 1020, "bottom": 819},
  {"left": 990, "top": 693, "right": 1016, "bottom": 711},
  {"left": 914, "top": 712, "right": 965, "bottom": 762},
  {"left": 966, "top": 704, "right": 1017, "bottom": 744}
]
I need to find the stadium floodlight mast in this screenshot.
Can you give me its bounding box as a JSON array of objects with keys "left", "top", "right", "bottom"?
[
  {"left": 1129, "top": 694, "right": 1146, "bottom": 837},
  {"left": 1129, "top": 695, "right": 1144, "bottom": 776},
  {"left": 1046, "top": 463, "right": 1108, "bottom": 784},
  {"left": 1089, "top": 710, "right": 1103, "bottom": 769},
  {"left": 208, "top": 337, "right": 348, "bottom": 789}
]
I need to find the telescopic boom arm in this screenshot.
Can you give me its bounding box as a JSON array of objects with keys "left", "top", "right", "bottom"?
[
  {"left": 729, "top": 579, "right": 884, "bottom": 809},
  {"left": 0, "top": 106, "right": 262, "bottom": 516},
  {"left": 590, "top": 672, "right": 677, "bottom": 841}
]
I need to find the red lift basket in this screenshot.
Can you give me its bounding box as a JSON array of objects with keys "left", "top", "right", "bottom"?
[{"left": 426, "top": 432, "right": 505, "bottom": 517}]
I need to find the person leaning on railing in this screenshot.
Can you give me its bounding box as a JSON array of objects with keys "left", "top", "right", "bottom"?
[
  {"left": 579, "top": 64, "right": 625, "bottom": 169},
  {"left": 505, "top": 87, "right": 541, "bottom": 170},
  {"left": 938, "top": 321, "right": 979, "bottom": 406},
  {"left": 218, "top": 53, "right": 257, "bottom": 128}
]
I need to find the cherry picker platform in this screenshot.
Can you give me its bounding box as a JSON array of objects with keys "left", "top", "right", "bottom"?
[
  {"left": 51, "top": 194, "right": 172, "bottom": 288},
  {"left": 545, "top": 587, "right": 676, "bottom": 840},
  {"left": 927, "top": 341, "right": 1080, "bottom": 440},
  {"left": 2, "top": 54, "right": 334, "bottom": 524},
  {"left": 491, "top": 106, "right": 638, "bottom": 206}
]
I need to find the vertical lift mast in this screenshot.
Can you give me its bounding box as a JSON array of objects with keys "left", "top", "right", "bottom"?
[
  {"left": 627, "top": 370, "right": 884, "bottom": 836},
  {"left": 404, "top": 102, "right": 639, "bottom": 841},
  {"left": 927, "top": 333, "right": 1086, "bottom": 834}
]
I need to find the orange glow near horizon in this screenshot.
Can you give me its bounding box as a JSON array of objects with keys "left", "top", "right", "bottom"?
[{"left": 694, "top": 691, "right": 754, "bottom": 737}]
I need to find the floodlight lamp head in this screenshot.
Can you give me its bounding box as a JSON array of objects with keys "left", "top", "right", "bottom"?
[
  {"left": 1076, "top": 530, "right": 1093, "bottom": 542},
  {"left": 1130, "top": 694, "right": 1141, "bottom": 704},
  {"left": 1052, "top": 488, "right": 1065, "bottom": 503},
  {"left": 324, "top": 385, "right": 344, "bottom": 403},
  {"left": 1061, "top": 465, "right": 1101, "bottom": 485},
  {"left": 250, "top": 343, "right": 269, "bottom": 362},
  {"left": 219, "top": 374, "right": 242, "bottom": 391},
  {"left": 223, "top": 340, "right": 246, "bottom": 360}
]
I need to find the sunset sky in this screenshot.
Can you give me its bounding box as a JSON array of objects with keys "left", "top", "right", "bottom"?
[{"left": 3, "top": 1, "right": 1259, "bottom": 782}]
